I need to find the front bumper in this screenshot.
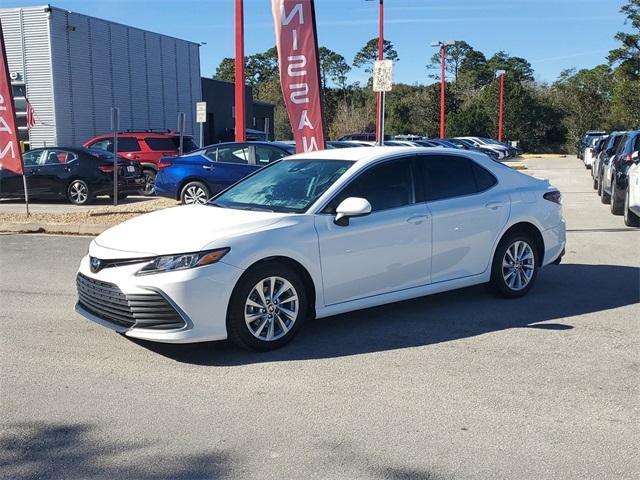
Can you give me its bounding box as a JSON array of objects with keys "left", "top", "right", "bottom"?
[{"left": 75, "top": 253, "right": 244, "bottom": 343}]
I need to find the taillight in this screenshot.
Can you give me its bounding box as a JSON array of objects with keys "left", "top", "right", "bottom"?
[
  {"left": 98, "top": 165, "right": 114, "bottom": 173},
  {"left": 157, "top": 161, "right": 173, "bottom": 169},
  {"left": 544, "top": 190, "right": 562, "bottom": 205}
]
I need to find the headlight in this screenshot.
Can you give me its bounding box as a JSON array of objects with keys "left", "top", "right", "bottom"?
[{"left": 136, "top": 248, "right": 230, "bottom": 276}]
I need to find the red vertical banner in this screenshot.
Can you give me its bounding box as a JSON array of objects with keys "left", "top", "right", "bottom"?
[
  {"left": 272, "top": 0, "right": 326, "bottom": 153},
  {"left": 0, "top": 21, "right": 24, "bottom": 175}
]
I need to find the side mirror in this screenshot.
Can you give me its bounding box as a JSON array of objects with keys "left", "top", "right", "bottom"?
[
  {"left": 334, "top": 197, "right": 372, "bottom": 226},
  {"left": 633, "top": 151, "right": 639, "bottom": 163}
]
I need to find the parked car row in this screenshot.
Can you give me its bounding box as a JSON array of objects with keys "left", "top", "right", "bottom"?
[
  {"left": 581, "top": 130, "right": 640, "bottom": 227},
  {"left": 2, "top": 131, "right": 518, "bottom": 206}
]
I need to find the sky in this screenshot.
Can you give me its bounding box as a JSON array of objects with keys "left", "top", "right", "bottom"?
[{"left": 4, "top": 0, "right": 630, "bottom": 85}]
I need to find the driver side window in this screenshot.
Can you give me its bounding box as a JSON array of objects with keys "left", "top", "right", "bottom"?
[{"left": 324, "top": 159, "right": 415, "bottom": 214}]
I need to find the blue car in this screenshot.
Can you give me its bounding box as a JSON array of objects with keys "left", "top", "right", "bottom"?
[{"left": 155, "top": 141, "right": 295, "bottom": 204}]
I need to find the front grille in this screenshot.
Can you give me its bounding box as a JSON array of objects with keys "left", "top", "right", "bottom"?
[{"left": 76, "top": 273, "right": 186, "bottom": 330}]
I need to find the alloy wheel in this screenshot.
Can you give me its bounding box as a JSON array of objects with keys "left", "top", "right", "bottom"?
[
  {"left": 183, "top": 185, "right": 208, "bottom": 205},
  {"left": 502, "top": 241, "right": 535, "bottom": 291},
  {"left": 69, "top": 181, "right": 88, "bottom": 204},
  {"left": 244, "top": 276, "right": 299, "bottom": 342},
  {"left": 141, "top": 171, "right": 156, "bottom": 195}
]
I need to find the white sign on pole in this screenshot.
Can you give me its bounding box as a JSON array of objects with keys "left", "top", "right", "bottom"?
[
  {"left": 196, "top": 102, "right": 207, "bottom": 123},
  {"left": 373, "top": 59, "right": 393, "bottom": 92}
]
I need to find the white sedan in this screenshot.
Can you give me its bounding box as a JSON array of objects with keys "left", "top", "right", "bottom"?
[{"left": 75, "top": 147, "right": 566, "bottom": 351}]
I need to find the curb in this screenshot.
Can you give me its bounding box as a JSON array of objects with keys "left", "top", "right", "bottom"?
[
  {"left": 520, "top": 154, "right": 567, "bottom": 159},
  {"left": 503, "top": 162, "right": 527, "bottom": 170},
  {"left": 0, "top": 222, "right": 107, "bottom": 235}
]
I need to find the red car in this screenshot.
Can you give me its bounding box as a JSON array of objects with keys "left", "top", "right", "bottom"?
[{"left": 83, "top": 130, "right": 198, "bottom": 195}]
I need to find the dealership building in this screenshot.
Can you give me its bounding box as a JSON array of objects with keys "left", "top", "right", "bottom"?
[{"left": 0, "top": 5, "right": 274, "bottom": 150}]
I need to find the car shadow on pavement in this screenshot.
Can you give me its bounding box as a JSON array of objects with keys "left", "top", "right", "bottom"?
[
  {"left": 133, "top": 263, "right": 639, "bottom": 366},
  {"left": 0, "top": 422, "right": 231, "bottom": 480}
]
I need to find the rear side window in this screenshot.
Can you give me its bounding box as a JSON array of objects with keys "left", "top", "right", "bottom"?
[
  {"left": 472, "top": 162, "right": 497, "bottom": 191},
  {"left": 419, "top": 155, "right": 495, "bottom": 201},
  {"left": 145, "top": 137, "right": 179, "bottom": 151},
  {"left": 117, "top": 137, "right": 141, "bottom": 153}
]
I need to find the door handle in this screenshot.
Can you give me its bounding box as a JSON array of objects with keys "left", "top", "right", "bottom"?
[
  {"left": 485, "top": 201, "right": 505, "bottom": 210},
  {"left": 407, "top": 214, "right": 429, "bottom": 225},
  {"left": 202, "top": 165, "right": 214, "bottom": 170}
]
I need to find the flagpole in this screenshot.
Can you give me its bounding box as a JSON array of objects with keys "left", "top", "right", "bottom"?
[{"left": 22, "top": 174, "right": 29, "bottom": 217}]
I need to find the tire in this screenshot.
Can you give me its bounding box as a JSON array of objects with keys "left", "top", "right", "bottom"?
[
  {"left": 489, "top": 234, "right": 539, "bottom": 298},
  {"left": 67, "top": 179, "right": 93, "bottom": 205},
  {"left": 139, "top": 169, "right": 156, "bottom": 196},
  {"left": 624, "top": 189, "right": 640, "bottom": 227},
  {"left": 227, "top": 262, "right": 308, "bottom": 351},
  {"left": 593, "top": 177, "right": 598, "bottom": 190},
  {"left": 597, "top": 173, "right": 603, "bottom": 196},
  {"left": 180, "top": 181, "right": 210, "bottom": 205},
  {"left": 610, "top": 181, "right": 623, "bottom": 215},
  {"left": 601, "top": 180, "right": 611, "bottom": 204}
]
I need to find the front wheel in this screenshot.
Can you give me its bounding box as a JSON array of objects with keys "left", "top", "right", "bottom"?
[
  {"left": 490, "top": 235, "right": 539, "bottom": 298},
  {"left": 67, "top": 179, "right": 93, "bottom": 205},
  {"left": 227, "top": 263, "right": 308, "bottom": 351}
]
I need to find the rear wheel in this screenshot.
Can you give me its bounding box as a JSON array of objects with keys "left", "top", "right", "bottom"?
[
  {"left": 624, "top": 189, "right": 640, "bottom": 227},
  {"left": 490, "top": 234, "right": 539, "bottom": 298},
  {"left": 67, "top": 179, "right": 93, "bottom": 205},
  {"left": 139, "top": 169, "right": 156, "bottom": 196},
  {"left": 180, "top": 181, "right": 210, "bottom": 205},
  {"left": 227, "top": 263, "right": 308, "bottom": 351}
]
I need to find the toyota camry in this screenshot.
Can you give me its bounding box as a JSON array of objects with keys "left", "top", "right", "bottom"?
[{"left": 75, "top": 147, "right": 566, "bottom": 351}]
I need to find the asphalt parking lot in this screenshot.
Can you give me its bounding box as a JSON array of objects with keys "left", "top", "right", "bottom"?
[{"left": 1, "top": 156, "right": 638, "bottom": 480}]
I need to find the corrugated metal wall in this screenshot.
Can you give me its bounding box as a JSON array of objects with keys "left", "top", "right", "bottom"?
[
  {"left": 0, "top": 7, "right": 57, "bottom": 148},
  {"left": 49, "top": 7, "right": 202, "bottom": 146},
  {"left": 1, "top": 6, "right": 203, "bottom": 149}
]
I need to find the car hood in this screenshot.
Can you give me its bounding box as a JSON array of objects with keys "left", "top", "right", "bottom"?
[{"left": 93, "top": 205, "right": 288, "bottom": 257}]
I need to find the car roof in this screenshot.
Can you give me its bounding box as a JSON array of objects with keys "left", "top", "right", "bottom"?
[{"left": 285, "top": 146, "right": 488, "bottom": 166}]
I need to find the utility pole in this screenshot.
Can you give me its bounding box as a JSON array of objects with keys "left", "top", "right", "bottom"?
[{"left": 431, "top": 40, "right": 457, "bottom": 139}]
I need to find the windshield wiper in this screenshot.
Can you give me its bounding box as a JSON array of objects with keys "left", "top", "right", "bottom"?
[{"left": 235, "top": 206, "right": 275, "bottom": 212}]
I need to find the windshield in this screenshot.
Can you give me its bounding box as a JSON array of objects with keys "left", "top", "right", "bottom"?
[{"left": 212, "top": 159, "right": 354, "bottom": 213}]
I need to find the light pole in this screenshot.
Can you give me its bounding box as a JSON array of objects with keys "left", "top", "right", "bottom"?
[
  {"left": 367, "top": 0, "right": 384, "bottom": 145},
  {"left": 234, "top": 0, "right": 246, "bottom": 142},
  {"left": 431, "top": 40, "right": 456, "bottom": 139},
  {"left": 496, "top": 69, "right": 506, "bottom": 142}
]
